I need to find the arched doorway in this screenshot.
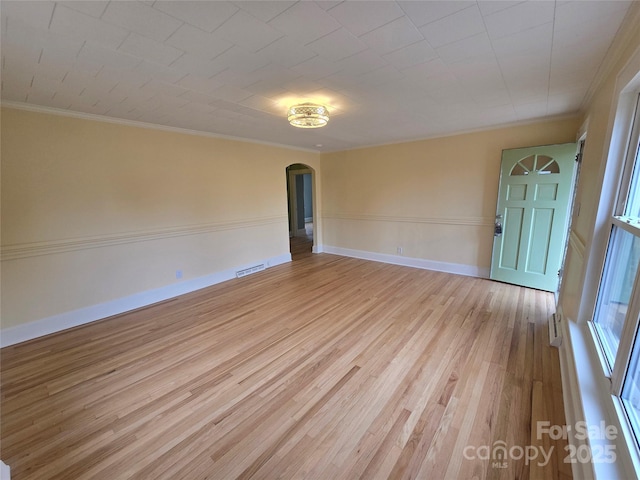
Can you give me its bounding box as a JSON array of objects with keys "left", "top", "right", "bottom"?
[{"left": 286, "top": 164, "right": 315, "bottom": 260}]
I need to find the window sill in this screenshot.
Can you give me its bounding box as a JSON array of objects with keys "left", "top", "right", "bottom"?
[{"left": 560, "top": 318, "right": 639, "bottom": 479}]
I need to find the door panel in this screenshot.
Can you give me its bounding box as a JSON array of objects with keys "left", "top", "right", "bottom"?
[
  {"left": 526, "top": 208, "right": 553, "bottom": 274},
  {"left": 490, "top": 143, "right": 577, "bottom": 291},
  {"left": 500, "top": 207, "right": 524, "bottom": 270}
]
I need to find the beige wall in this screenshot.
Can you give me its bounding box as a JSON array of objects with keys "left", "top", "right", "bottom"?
[
  {"left": 321, "top": 118, "right": 581, "bottom": 268},
  {"left": 1, "top": 107, "right": 320, "bottom": 329},
  {"left": 558, "top": 5, "right": 640, "bottom": 321}
]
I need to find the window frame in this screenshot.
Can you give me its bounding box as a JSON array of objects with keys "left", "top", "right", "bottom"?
[{"left": 586, "top": 88, "right": 640, "bottom": 475}]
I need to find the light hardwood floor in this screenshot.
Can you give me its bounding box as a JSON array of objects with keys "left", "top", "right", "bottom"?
[{"left": 1, "top": 254, "right": 571, "bottom": 479}]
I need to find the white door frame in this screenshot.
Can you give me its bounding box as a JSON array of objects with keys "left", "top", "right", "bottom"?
[{"left": 288, "top": 167, "right": 313, "bottom": 237}]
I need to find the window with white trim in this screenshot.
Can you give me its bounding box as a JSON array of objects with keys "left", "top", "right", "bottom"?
[{"left": 592, "top": 92, "right": 640, "bottom": 445}]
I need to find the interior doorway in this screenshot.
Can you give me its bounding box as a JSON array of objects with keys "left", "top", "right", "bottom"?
[{"left": 286, "top": 164, "right": 315, "bottom": 260}]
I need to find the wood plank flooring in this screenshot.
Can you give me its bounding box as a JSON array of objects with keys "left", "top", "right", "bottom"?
[{"left": 1, "top": 254, "right": 571, "bottom": 479}]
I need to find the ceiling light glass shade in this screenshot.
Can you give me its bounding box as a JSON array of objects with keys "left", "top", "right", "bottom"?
[{"left": 288, "top": 103, "right": 329, "bottom": 128}]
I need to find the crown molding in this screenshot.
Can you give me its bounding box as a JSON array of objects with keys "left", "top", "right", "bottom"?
[
  {"left": 581, "top": 1, "right": 640, "bottom": 111},
  {"left": 0, "top": 101, "right": 320, "bottom": 154}
]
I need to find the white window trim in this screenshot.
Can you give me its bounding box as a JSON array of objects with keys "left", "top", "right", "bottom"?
[{"left": 567, "top": 44, "right": 640, "bottom": 479}]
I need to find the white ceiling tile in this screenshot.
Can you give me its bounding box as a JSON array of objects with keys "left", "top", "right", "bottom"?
[
  {"left": 435, "top": 32, "right": 494, "bottom": 65},
  {"left": 2, "top": 24, "right": 45, "bottom": 65},
  {"left": 78, "top": 84, "right": 127, "bottom": 106},
  {"left": 316, "top": 1, "right": 344, "bottom": 12},
  {"left": 319, "top": 70, "right": 364, "bottom": 91},
  {"left": 119, "top": 34, "right": 183, "bottom": 66},
  {"left": 546, "top": 92, "right": 584, "bottom": 115},
  {"left": 401, "top": 58, "right": 451, "bottom": 82},
  {"left": 177, "top": 89, "right": 215, "bottom": 105},
  {"left": 153, "top": 1, "right": 239, "bottom": 32},
  {"left": 247, "top": 64, "right": 300, "bottom": 84},
  {"left": 134, "top": 60, "right": 188, "bottom": 84},
  {"left": 169, "top": 53, "right": 227, "bottom": 78},
  {"left": 0, "top": 0, "right": 631, "bottom": 151},
  {"left": 39, "top": 35, "right": 85, "bottom": 66},
  {"left": 398, "top": 1, "right": 475, "bottom": 28},
  {"left": 33, "top": 60, "right": 69, "bottom": 83},
  {"left": 334, "top": 50, "right": 388, "bottom": 76},
  {"left": 214, "top": 10, "right": 284, "bottom": 52},
  {"left": 492, "top": 22, "right": 553, "bottom": 58},
  {"left": 3, "top": 63, "right": 36, "bottom": 86},
  {"left": 360, "top": 16, "right": 423, "bottom": 55},
  {"left": 97, "top": 68, "right": 151, "bottom": 91},
  {"left": 291, "top": 56, "right": 343, "bottom": 80},
  {"left": 1, "top": 1, "right": 54, "bottom": 30},
  {"left": 140, "top": 79, "right": 190, "bottom": 98},
  {"left": 210, "top": 68, "right": 258, "bottom": 89},
  {"left": 176, "top": 74, "right": 224, "bottom": 95},
  {"left": 59, "top": 1, "right": 109, "bottom": 18},
  {"left": 48, "top": 92, "right": 75, "bottom": 110},
  {"left": 234, "top": 1, "right": 297, "bottom": 22},
  {"left": 477, "top": 1, "right": 525, "bottom": 17},
  {"left": 77, "top": 42, "right": 143, "bottom": 71},
  {"left": 554, "top": 0, "right": 631, "bottom": 30},
  {"left": 256, "top": 37, "right": 318, "bottom": 68},
  {"left": 58, "top": 69, "right": 101, "bottom": 96},
  {"left": 327, "top": 1, "right": 404, "bottom": 36},
  {"left": 358, "top": 65, "right": 403, "bottom": 87},
  {"left": 244, "top": 80, "right": 289, "bottom": 99},
  {"left": 49, "top": 4, "right": 129, "bottom": 49},
  {"left": 513, "top": 101, "right": 549, "bottom": 120},
  {"left": 212, "top": 46, "right": 271, "bottom": 74},
  {"left": 209, "top": 84, "right": 254, "bottom": 103},
  {"left": 268, "top": 2, "right": 341, "bottom": 44},
  {"left": 280, "top": 78, "right": 324, "bottom": 96},
  {"left": 240, "top": 94, "right": 279, "bottom": 114},
  {"left": 307, "top": 28, "right": 367, "bottom": 62},
  {"left": 26, "top": 88, "right": 57, "bottom": 105},
  {"left": 419, "top": 5, "right": 485, "bottom": 48},
  {"left": 101, "top": 1, "right": 183, "bottom": 43},
  {"left": 181, "top": 100, "right": 217, "bottom": 115},
  {"left": 382, "top": 40, "right": 438, "bottom": 69},
  {"left": 484, "top": 1, "right": 555, "bottom": 40},
  {"left": 165, "top": 24, "right": 233, "bottom": 60}
]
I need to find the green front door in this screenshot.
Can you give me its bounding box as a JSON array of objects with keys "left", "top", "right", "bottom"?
[{"left": 490, "top": 143, "right": 577, "bottom": 291}]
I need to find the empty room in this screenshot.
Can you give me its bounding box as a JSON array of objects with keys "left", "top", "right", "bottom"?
[{"left": 2, "top": 1, "right": 640, "bottom": 479}]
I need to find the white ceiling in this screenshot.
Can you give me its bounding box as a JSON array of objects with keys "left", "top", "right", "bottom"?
[{"left": 1, "top": 1, "right": 633, "bottom": 152}]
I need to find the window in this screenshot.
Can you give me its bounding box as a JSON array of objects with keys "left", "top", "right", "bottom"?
[
  {"left": 592, "top": 92, "right": 640, "bottom": 445},
  {"left": 510, "top": 154, "right": 560, "bottom": 176}
]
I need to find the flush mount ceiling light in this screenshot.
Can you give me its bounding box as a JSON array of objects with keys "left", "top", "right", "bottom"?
[{"left": 288, "top": 103, "right": 329, "bottom": 128}]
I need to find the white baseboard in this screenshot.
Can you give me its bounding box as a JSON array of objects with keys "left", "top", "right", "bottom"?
[
  {"left": 0, "top": 461, "right": 10, "bottom": 480},
  {"left": 0, "top": 253, "right": 291, "bottom": 348},
  {"left": 323, "top": 245, "right": 490, "bottom": 278}
]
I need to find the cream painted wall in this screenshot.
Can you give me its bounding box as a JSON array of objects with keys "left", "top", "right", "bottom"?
[
  {"left": 1, "top": 107, "right": 320, "bottom": 329},
  {"left": 558, "top": 4, "right": 640, "bottom": 322},
  {"left": 321, "top": 118, "right": 581, "bottom": 269}
]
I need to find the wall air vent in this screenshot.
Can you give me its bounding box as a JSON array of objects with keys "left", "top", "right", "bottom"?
[{"left": 236, "top": 264, "right": 265, "bottom": 278}]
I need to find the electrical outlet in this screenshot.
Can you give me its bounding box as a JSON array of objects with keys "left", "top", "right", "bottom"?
[
  {"left": 397, "top": 247, "right": 403, "bottom": 255},
  {"left": 176, "top": 270, "right": 183, "bottom": 279}
]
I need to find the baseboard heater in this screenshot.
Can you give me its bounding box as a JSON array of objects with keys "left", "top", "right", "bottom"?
[
  {"left": 236, "top": 264, "right": 265, "bottom": 278},
  {"left": 549, "top": 313, "right": 562, "bottom": 347}
]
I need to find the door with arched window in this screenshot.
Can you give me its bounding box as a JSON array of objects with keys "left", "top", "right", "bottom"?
[{"left": 490, "top": 143, "right": 577, "bottom": 291}]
